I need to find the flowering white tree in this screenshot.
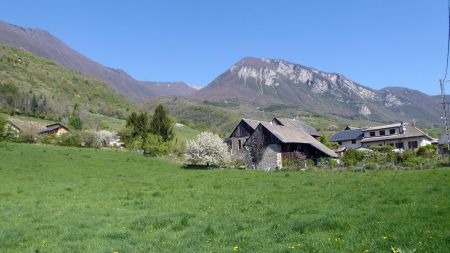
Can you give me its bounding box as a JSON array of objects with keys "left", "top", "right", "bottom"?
[
  {"left": 185, "top": 132, "right": 230, "bottom": 166},
  {"left": 96, "top": 130, "right": 115, "bottom": 147}
]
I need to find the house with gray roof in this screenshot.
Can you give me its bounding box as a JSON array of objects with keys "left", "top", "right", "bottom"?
[
  {"left": 271, "top": 117, "right": 321, "bottom": 138},
  {"left": 38, "top": 123, "right": 70, "bottom": 136},
  {"left": 243, "top": 122, "right": 337, "bottom": 170},
  {"left": 328, "top": 127, "right": 364, "bottom": 149},
  {"left": 360, "top": 122, "right": 433, "bottom": 150},
  {"left": 330, "top": 123, "right": 434, "bottom": 151},
  {"left": 226, "top": 118, "right": 334, "bottom": 170}
]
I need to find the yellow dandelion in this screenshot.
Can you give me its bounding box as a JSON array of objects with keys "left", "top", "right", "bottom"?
[
  {"left": 383, "top": 236, "right": 388, "bottom": 240},
  {"left": 233, "top": 246, "right": 239, "bottom": 251}
]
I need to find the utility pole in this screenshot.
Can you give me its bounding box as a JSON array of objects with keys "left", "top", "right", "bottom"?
[{"left": 440, "top": 79, "right": 450, "bottom": 152}]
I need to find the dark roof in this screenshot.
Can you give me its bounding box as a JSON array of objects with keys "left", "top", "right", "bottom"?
[
  {"left": 272, "top": 118, "right": 320, "bottom": 137},
  {"left": 259, "top": 122, "right": 338, "bottom": 158},
  {"left": 360, "top": 123, "right": 432, "bottom": 143},
  {"left": 228, "top": 118, "right": 267, "bottom": 138},
  {"left": 242, "top": 118, "right": 266, "bottom": 130},
  {"left": 39, "top": 123, "right": 69, "bottom": 134},
  {"left": 329, "top": 128, "right": 364, "bottom": 142}
]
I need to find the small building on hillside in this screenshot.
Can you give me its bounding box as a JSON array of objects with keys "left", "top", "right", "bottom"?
[
  {"left": 271, "top": 117, "right": 321, "bottom": 138},
  {"left": 225, "top": 118, "right": 267, "bottom": 158},
  {"left": 360, "top": 122, "right": 433, "bottom": 150},
  {"left": 328, "top": 126, "right": 364, "bottom": 149},
  {"left": 39, "top": 123, "right": 70, "bottom": 136},
  {"left": 244, "top": 122, "right": 337, "bottom": 170}
]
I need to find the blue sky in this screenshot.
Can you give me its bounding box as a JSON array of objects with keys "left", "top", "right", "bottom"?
[{"left": 1, "top": 0, "right": 447, "bottom": 95}]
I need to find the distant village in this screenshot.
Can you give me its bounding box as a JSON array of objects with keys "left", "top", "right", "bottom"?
[{"left": 3, "top": 115, "right": 445, "bottom": 171}]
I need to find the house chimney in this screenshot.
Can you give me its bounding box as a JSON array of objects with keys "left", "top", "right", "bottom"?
[{"left": 400, "top": 121, "right": 405, "bottom": 133}]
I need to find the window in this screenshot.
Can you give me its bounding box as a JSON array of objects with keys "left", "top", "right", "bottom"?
[
  {"left": 370, "top": 131, "right": 375, "bottom": 137},
  {"left": 238, "top": 139, "right": 242, "bottom": 150},
  {"left": 352, "top": 140, "right": 356, "bottom": 144},
  {"left": 408, "top": 141, "right": 418, "bottom": 149},
  {"left": 395, "top": 142, "right": 404, "bottom": 149},
  {"left": 390, "top": 129, "right": 395, "bottom": 135},
  {"left": 380, "top": 130, "right": 385, "bottom": 136}
]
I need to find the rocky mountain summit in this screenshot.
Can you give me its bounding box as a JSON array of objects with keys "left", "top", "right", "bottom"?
[{"left": 195, "top": 57, "right": 441, "bottom": 125}]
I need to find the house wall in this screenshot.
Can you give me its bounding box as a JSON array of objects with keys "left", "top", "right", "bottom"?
[
  {"left": 255, "top": 144, "right": 281, "bottom": 170},
  {"left": 56, "top": 128, "right": 70, "bottom": 136},
  {"left": 362, "top": 136, "right": 431, "bottom": 150},
  {"left": 363, "top": 127, "right": 400, "bottom": 138},
  {"left": 339, "top": 139, "right": 362, "bottom": 149},
  {"left": 230, "top": 137, "right": 248, "bottom": 159}
]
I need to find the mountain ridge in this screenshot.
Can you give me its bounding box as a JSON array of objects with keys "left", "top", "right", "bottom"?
[
  {"left": 195, "top": 57, "right": 441, "bottom": 126},
  {"left": 0, "top": 21, "right": 198, "bottom": 100}
]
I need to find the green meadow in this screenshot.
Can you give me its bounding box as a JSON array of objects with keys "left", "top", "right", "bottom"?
[{"left": 0, "top": 143, "right": 449, "bottom": 252}]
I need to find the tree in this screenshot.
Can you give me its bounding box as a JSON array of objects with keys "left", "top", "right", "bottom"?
[
  {"left": 0, "top": 114, "right": 7, "bottom": 140},
  {"left": 125, "top": 111, "right": 151, "bottom": 139},
  {"left": 150, "top": 104, "right": 173, "bottom": 142},
  {"left": 185, "top": 132, "right": 230, "bottom": 166},
  {"left": 319, "top": 135, "right": 337, "bottom": 149},
  {"left": 68, "top": 113, "right": 82, "bottom": 130},
  {"left": 30, "top": 94, "right": 38, "bottom": 115}
]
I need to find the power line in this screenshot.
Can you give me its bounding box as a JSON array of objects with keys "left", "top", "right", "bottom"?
[{"left": 441, "top": 0, "right": 450, "bottom": 153}]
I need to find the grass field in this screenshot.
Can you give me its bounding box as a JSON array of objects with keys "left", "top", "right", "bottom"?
[{"left": 0, "top": 143, "right": 449, "bottom": 252}]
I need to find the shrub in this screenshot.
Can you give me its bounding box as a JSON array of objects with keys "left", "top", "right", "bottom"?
[
  {"left": 16, "top": 132, "right": 36, "bottom": 143},
  {"left": 369, "top": 145, "right": 394, "bottom": 154},
  {"left": 171, "top": 138, "right": 186, "bottom": 157},
  {"left": 416, "top": 144, "right": 438, "bottom": 158},
  {"left": 402, "top": 156, "right": 428, "bottom": 168},
  {"left": 142, "top": 133, "right": 170, "bottom": 156},
  {"left": 58, "top": 134, "right": 81, "bottom": 147},
  {"left": 342, "top": 149, "right": 367, "bottom": 166},
  {"left": 79, "top": 131, "right": 101, "bottom": 148},
  {"left": 230, "top": 158, "right": 246, "bottom": 169},
  {"left": 185, "top": 132, "right": 230, "bottom": 166}
]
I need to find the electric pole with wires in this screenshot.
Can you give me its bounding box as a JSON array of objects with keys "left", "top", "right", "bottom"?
[{"left": 440, "top": 80, "right": 450, "bottom": 152}]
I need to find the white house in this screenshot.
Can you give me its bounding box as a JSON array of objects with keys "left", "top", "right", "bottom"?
[{"left": 360, "top": 122, "right": 433, "bottom": 150}]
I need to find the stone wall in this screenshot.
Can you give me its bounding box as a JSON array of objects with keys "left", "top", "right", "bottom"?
[{"left": 255, "top": 144, "right": 281, "bottom": 171}]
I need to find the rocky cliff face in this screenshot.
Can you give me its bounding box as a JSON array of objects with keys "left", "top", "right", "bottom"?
[{"left": 196, "top": 57, "right": 441, "bottom": 125}]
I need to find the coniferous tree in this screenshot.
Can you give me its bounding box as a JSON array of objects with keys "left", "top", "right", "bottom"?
[
  {"left": 68, "top": 104, "right": 82, "bottom": 130},
  {"left": 30, "top": 94, "right": 38, "bottom": 115},
  {"left": 150, "top": 104, "right": 173, "bottom": 142}
]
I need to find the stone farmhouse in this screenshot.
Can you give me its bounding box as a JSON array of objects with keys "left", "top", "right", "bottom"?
[{"left": 226, "top": 118, "right": 337, "bottom": 170}]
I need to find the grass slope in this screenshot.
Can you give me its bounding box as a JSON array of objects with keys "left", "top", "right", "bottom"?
[
  {"left": 0, "top": 44, "right": 133, "bottom": 119},
  {"left": 0, "top": 143, "right": 449, "bottom": 252}
]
